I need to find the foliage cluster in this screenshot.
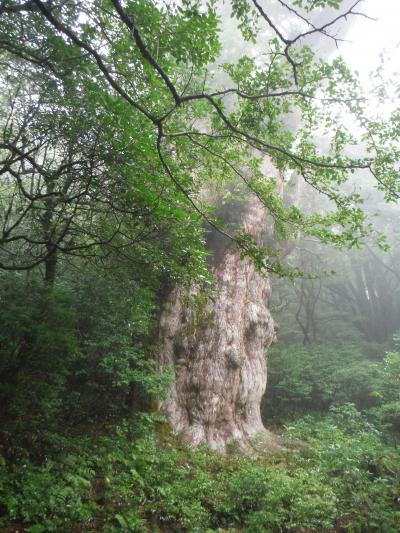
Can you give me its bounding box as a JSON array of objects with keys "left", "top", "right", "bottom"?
[
  {"left": 1, "top": 405, "right": 399, "bottom": 532},
  {"left": 264, "top": 343, "right": 378, "bottom": 422},
  {"left": 0, "top": 271, "right": 170, "bottom": 462},
  {"left": 1, "top": 0, "right": 399, "bottom": 281},
  {"left": 264, "top": 340, "right": 400, "bottom": 431}
]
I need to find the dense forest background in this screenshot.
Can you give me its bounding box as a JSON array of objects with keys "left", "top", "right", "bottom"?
[{"left": 0, "top": 0, "right": 399, "bottom": 531}]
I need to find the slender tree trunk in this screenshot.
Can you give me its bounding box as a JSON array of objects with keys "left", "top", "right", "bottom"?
[
  {"left": 43, "top": 179, "right": 57, "bottom": 284},
  {"left": 158, "top": 199, "right": 279, "bottom": 452},
  {"left": 44, "top": 246, "right": 57, "bottom": 284}
]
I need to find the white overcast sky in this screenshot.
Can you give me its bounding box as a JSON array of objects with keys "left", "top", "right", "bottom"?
[{"left": 339, "top": 0, "right": 399, "bottom": 88}]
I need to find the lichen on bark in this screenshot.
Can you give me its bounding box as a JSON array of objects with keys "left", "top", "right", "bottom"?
[{"left": 158, "top": 187, "right": 282, "bottom": 452}]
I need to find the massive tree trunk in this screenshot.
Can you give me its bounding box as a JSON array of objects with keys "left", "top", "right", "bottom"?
[{"left": 158, "top": 196, "right": 280, "bottom": 452}]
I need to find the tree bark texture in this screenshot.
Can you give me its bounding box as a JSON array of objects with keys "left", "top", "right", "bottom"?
[{"left": 158, "top": 195, "right": 279, "bottom": 452}]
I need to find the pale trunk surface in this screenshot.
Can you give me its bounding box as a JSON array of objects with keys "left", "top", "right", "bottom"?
[{"left": 158, "top": 197, "right": 279, "bottom": 452}]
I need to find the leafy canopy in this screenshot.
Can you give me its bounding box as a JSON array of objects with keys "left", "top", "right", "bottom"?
[{"left": 0, "top": 0, "right": 399, "bottom": 278}]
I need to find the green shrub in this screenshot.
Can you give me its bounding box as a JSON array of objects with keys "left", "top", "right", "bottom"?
[
  {"left": 1, "top": 409, "right": 399, "bottom": 532},
  {"left": 263, "top": 343, "right": 382, "bottom": 424},
  {"left": 369, "top": 350, "right": 400, "bottom": 434}
]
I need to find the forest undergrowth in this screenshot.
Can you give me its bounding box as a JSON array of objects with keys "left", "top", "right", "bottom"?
[
  {"left": 1, "top": 403, "right": 399, "bottom": 532},
  {"left": 1, "top": 275, "right": 399, "bottom": 532}
]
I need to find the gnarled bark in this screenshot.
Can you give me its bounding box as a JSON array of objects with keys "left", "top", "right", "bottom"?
[{"left": 158, "top": 198, "right": 279, "bottom": 452}]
